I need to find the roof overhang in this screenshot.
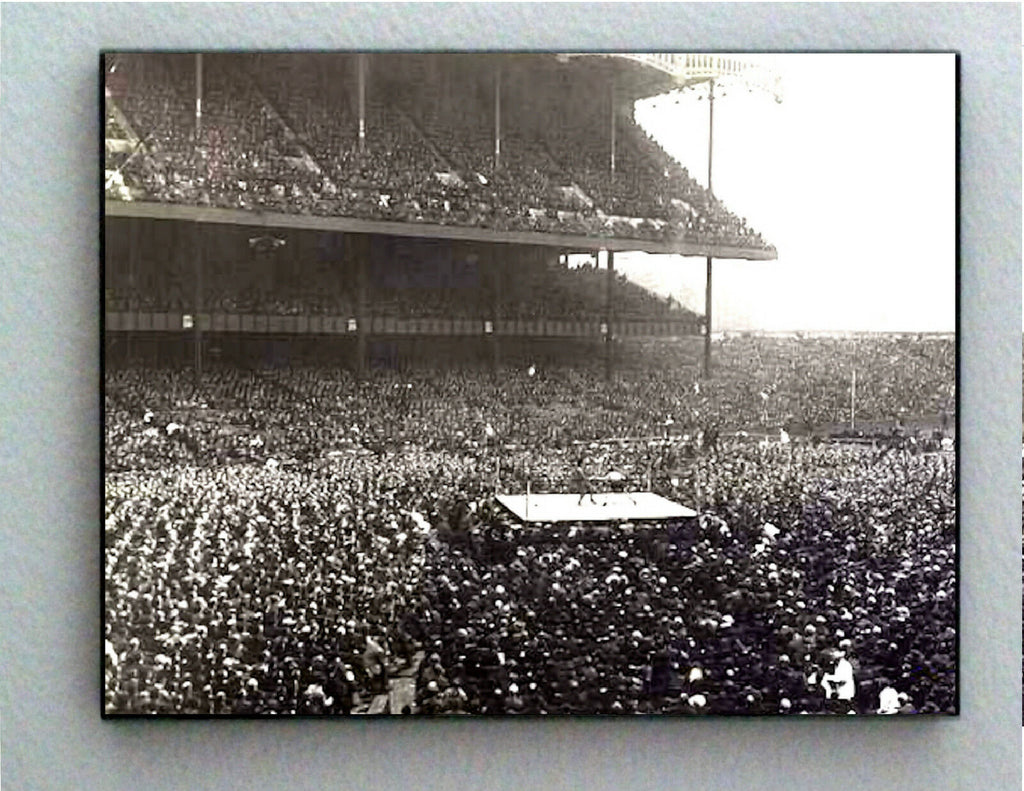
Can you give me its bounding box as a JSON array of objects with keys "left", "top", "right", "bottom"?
[
  {"left": 558, "top": 53, "right": 783, "bottom": 103},
  {"left": 105, "top": 200, "right": 777, "bottom": 261}
]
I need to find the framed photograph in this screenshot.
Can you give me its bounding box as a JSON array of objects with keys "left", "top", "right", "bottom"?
[{"left": 103, "top": 51, "right": 956, "bottom": 717}]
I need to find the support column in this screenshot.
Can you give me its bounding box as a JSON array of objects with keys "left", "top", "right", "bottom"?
[
  {"left": 494, "top": 65, "right": 501, "bottom": 171},
  {"left": 127, "top": 218, "right": 138, "bottom": 295},
  {"left": 195, "top": 53, "right": 203, "bottom": 140},
  {"left": 127, "top": 218, "right": 139, "bottom": 361},
  {"left": 703, "top": 256, "right": 712, "bottom": 377},
  {"left": 703, "top": 79, "right": 715, "bottom": 378},
  {"left": 355, "top": 234, "right": 367, "bottom": 376},
  {"left": 193, "top": 222, "right": 203, "bottom": 381},
  {"left": 358, "top": 54, "right": 367, "bottom": 154},
  {"left": 609, "top": 80, "right": 616, "bottom": 174},
  {"left": 604, "top": 249, "right": 615, "bottom": 383},
  {"left": 490, "top": 246, "right": 500, "bottom": 374},
  {"left": 193, "top": 53, "right": 204, "bottom": 378}
]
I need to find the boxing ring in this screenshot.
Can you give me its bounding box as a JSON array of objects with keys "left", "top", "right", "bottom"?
[{"left": 495, "top": 492, "right": 696, "bottom": 523}]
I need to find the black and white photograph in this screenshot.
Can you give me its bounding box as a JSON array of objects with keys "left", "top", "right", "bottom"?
[{"left": 103, "top": 51, "right": 956, "bottom": 717}]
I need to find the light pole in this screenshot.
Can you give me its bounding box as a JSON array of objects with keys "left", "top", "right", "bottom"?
[{"left": 671, "top": 56, "right": 782, "bottom": 378}]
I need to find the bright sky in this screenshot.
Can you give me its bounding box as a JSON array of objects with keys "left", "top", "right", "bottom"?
[{"left": 618, "top": 53, "right": 956, "bottom": 333}]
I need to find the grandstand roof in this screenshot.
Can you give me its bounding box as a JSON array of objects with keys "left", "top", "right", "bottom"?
[
  {"left": 105, "top": 199, "right": 777, "bottom": 260},
  {"left": 345, "top": 53, "right": 780, "bottom": 104},
  {"left": 558, "top": 53, "right": 783, "bottom": 102}
]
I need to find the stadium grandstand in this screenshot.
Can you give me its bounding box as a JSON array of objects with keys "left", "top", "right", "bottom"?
[
  {"left": 103, "top": 53, "right": 955, "bottom": 718},
  {"left": 104, "top": 52, "right": 777, "bottom": 375}
]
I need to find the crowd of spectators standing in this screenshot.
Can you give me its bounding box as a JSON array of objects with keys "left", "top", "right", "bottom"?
[
  {"left": 103, "top": 232, "right": 699, "bottom": 322},
  {"left": 105, "top": 334, "right": 954, "bottom": 716},
  {"left": 699, "top": 333, "right": 955, "bottom": 432},
  {"left": 105, "top": 53, "right": 773, "bottom": 251}
]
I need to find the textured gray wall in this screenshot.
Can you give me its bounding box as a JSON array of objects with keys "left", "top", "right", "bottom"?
[{"left": 1, "top": 4, "right": 1020, "bottom": 790}]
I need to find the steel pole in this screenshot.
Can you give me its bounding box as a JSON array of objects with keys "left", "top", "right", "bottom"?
[
  {"left": 492, "top": 247, "right": 500, "bottom": 373},
  {"left": 605, "top": 249, "right": 615, "bottom": 382},
  {"left": 193, "top": 53, "right": 204, "bottom": 381},
  {"left": 195, "top": 53, "right": 203, "bottom": 139},
  {"left": 609, "top": 80, "right": 616, "bottom": 174},
  {"left": 358, "top": 54, "right": 366, "bottom": 154},
  {"left": 703, "top": 80, "right": 714, "bottom": 378},
  {"left": 494, "top": 65, "right": 501, "bottom": 170},
  {"left": 356, "top": 235, "right": 366, "bottom": 378},
  {"left": 194, "top": 223, "right": 203, "bottom": 381}
]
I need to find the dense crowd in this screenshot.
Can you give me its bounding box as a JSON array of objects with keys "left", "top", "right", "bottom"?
[
  {"left": 104, "top": 247, "right": 699, "bottom": 323},
  {"left": 700, "top": 334, "right": 955, "bottom": 431},
  {"left": 105, "top": 335, "right": 955, "bottom": 715},
  {"left": 105, "top": 53, "right": 773, "bottom": 251},
  {"left": 416, "top": 441, "right": 954, "bottom": 715}
]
